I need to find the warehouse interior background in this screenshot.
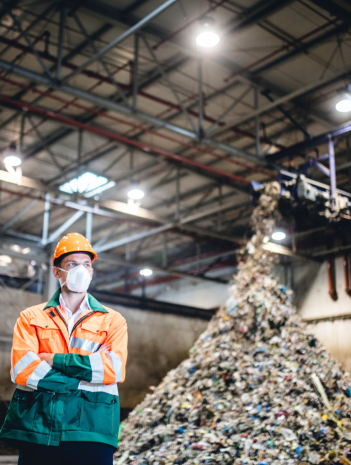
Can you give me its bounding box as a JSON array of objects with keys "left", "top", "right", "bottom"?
[{"left": 1, "top": 0, "right": 351, "bottom": 426}]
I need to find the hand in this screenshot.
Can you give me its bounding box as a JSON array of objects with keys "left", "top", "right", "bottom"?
[
  {"left": 39, "top": 353, "right": 54, "bottom": 366},
  {"left": 98, "top": 344, "right": 110, "bottom": 353}
]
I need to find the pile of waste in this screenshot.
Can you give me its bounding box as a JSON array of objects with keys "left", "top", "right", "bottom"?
[{"left": 115, "top": 182, "right": 351, "bottom": 465}]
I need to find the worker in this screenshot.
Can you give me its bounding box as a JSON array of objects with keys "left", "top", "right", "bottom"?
[{"left": 0, "top": 233, "right": 128, "bottom": 465}]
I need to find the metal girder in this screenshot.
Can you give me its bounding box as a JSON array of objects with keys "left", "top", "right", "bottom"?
[
  {"left": 205, "top": 86, "right": 252, "bottom": 137},
  {"left": 97, "top": 248, "right": 239, "bottom": 290},
  {"left": 57, "top": 6, "right": 65, "bottom": 81},
  {"left": 208, "top": 62, "right": 351, "bottom": 140},
  {"left": 77, "top": 0, "right": 337, "bottom": 147},
  {"left": 0, "top": 58, "right": 265, "bottom": 167},
  {"left": 0, "top": 172, "right": 245, "bottom": 245},
  {"left": 0, "top": 93, "right": 253, "bottom": 187},
  {"left": 95, "top": 224, "right": 172, "bottom": 253},
  {"left": 309, "top": 0, "right": 351, "bottom": 25},
  {"left": 95, "top": 195, "right": 245, "bottom": 253},
  {"left": 63, "top": 0, "right": 178, "bottom": 82},
  {"left": 0, "top": 22, "right": 114, "bottom": 151},
  {"left": 142, "top": 34, "right": 198, "bottom": 134},
  {"left": 266, "top": 120, "right": 351, "bottom": 163},
  {"left": 0, "top": 246, "right": 47, "bottom": 264},
  {"left": 0, "top": 199, "right": 38, "bottom": 234},
  {"left": 86, "top": 212, "right": 93, "bottom": 243},
  {"left": 72, "top": 12, "right": 131, "bottom": 108},
  {"left": 44, "top": 211, "right": 85, "bottom": 245},
  {"left": 3, "top": 6, "right": 54, "bottom": 80}
]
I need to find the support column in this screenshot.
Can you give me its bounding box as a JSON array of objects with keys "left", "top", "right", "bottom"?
[
  {"left": 328, "top": 136, "right": 337, "bottom": 219},
  {"left": 42, "top": 193, "right": 50, "bottom": 244},
  {"left": 44, "top": 244, "right": 58, "bottom": 301},
  {"left": 86, "top": 211, "right": 93, "bottom": 242}
]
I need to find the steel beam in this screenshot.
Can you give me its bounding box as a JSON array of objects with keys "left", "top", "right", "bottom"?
[
  {"left": 0, "top": 199, "right": 37, "bottom": 234},
  {"left": 57, "top": 6, "right": 65, "bottom": 81},
  {"left": 133, "top": 33, "right": 139, "bottom": 111},
  {"left": 41, "top": 193, "right": 50, "bottom": 244},
  {"left": 64, "top": 0, "right": 177, "bottom": 82},
  {"left": 266, "top": 120, "right": 351, "bottom": 163},
  {"left": 4, "top": 7, "right": 54, "bottom": 79},
  {"left": 0, "top": 58, "right": 265, "bottom": 166},
  {"left": 72, "top": 12, "right": 130, "bottom": 108},
  {"left": 205, "top": 86, "right": 252, "bottom": 137},
  {"left": 209, "top": 62, "right": 351, "bottom": 140},
  {"left": 142, "top": 34, "right": 197, "bottom": 134},
  {"left": 95, "top": 224, "right": 172, "bottom": 253},
  {"left": 0, "top": 93, "right": 252, "bottom": 186},
  {"left": 86, "top": 211, "right": 93, "bottom": 243},
  {"left": 44, "top": 210, "right": 85, "bottom": 245}
]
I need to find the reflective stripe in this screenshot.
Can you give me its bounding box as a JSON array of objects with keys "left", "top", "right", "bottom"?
[
  {"left": 12, "top": 351, "right": 40, "bottom": 383},
  {"left": 106, "top": 352, "right": 123, "bottom": 383},
  {"left": 70, "top": 337, "right": 101, "bottom": 353},
  {"left": 89, "top": 352, "right": 104, "bottom": 383},
  {"left": 26, "top": 361, "right": 51, "bottom": 390},
  {"left": 78, "top": 380, "right": 118, "bottom": 395}
]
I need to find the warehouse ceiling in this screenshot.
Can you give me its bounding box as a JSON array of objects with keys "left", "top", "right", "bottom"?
[{"left": 0, "top": 0, "right": 351, "bottom": 298}]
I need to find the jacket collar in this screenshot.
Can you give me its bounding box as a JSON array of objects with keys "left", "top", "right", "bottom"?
[{"left": 44, "top": 288, "right": 108, "bottom": 313}]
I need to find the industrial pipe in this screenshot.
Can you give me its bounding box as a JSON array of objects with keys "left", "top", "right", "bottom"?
[
  {"left": 0, "top": 94, "right": 251, "bottom": 185},
  {"left": 0, "top": 76, "right": 274, "bottom": 179}
]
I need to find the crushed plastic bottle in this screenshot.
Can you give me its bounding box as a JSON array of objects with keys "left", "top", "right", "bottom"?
[{"left": 115, "top": 182, "right": 351, "bottom": 465}]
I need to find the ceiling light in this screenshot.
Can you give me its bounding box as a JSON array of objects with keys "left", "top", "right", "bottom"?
[
  {"left": 3, "top": 143, "right": 22, "bottom": 167},
  {"left": 0, "top": 255, "right": 12, "bottom": 264},
  {"left": 336, "top": 96, "right": 351, "bottom": 113},
  {"left": 22, "top": 247, "right": 31, "bottom": 254},
  {"left": 11, "top": 244, "right": 21, "bottom": 252},
  {"left": 140, "top": 268, "right": 153, "bottom": 277},
  {"left": 59, "top": 172, "right": 109, "bottom": 194},
  {"left": 272, "top": 231, "right": 286, "bottom": 241},
  {"left": 196, "top": 17, "right": 220, "bottom": 48},
  {"left": 128, "top": 188, "right": 144, "bottom": 200}
]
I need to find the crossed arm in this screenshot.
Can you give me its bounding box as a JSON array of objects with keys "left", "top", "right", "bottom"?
[{"left": 11, "top": 311, "right": 128, "bottom": 392}]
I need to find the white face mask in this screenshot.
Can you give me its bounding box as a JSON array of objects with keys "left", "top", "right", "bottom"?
[{"left": 57, "top": 265, "right": 92, "bottom": 293}]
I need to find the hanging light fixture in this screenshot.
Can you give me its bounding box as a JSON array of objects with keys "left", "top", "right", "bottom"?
[
  {"left": 128, "top": 188, "right": 145, "bottom": 200},
  {"left": 271, "top": 231, "right": 286, "bottom": 241},
  {"left": 336, "top": 85, "right": 351, "bottom": 113},
  {"left": 140, "top": 268, "right": 153, "bottom": 277},
  {"left": 196, "top": 17, "right": 220, "bottom": 48},
  {"left": 3, "top": 142, "right": 22, "bottom": 167}
]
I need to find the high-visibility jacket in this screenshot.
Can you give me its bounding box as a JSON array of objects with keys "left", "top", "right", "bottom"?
[{"left": 0, "top": 288, "right": 128, "bottom": 450}]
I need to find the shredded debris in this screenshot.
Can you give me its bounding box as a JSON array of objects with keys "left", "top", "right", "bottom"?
[{"left": 115, "top": 182, "right": 351, "bottom": 465}]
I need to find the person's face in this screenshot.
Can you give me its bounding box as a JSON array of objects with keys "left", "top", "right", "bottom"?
[{"left": 52, "top": 253, "right": 93, "bottom": 291}]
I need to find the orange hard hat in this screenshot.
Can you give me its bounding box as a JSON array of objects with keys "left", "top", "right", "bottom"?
[{"left": 52, "top": 232, "right": 97, "bottom": 266}]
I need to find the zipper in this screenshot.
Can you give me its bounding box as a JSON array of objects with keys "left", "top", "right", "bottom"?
[
  {"left": 71, "top": 311, "right": 94, "bottom": 334},
  {"left": 54, "top": 306, "right": 68, "bottom": 331}
]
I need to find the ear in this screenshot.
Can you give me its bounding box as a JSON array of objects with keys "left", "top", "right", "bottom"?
[{"left": 52, "top": 267, "right": 60, "bottom": 279}]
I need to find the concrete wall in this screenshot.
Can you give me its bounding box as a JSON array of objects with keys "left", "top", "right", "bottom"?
[
  {"left": 0, "top": 288, "right": 208, "bottom": 407},
  {"left": 109, "top": 304, "right": 207, "bottom": 407},
  {"left": 298, "top": 256, "right": 351, "bottom": 372},
  {"left": 155, "top": 280, "right": 229, "bottom": 309}
]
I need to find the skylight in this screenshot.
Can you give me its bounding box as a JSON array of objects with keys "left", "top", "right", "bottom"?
[{"left": 59, "top": 172, "right": 109, "bottom": 194}]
